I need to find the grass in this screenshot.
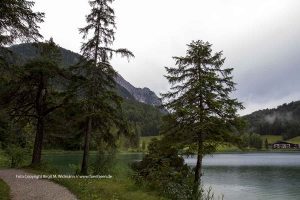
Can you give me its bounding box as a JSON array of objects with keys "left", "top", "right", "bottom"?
[
  {"left": 1, "top": 149, "right": 165, "bottom": 200},
  {"left": 26, "top": 165, "right": 167, "bottom": 200},
  {"left": 216, "top": 144, "right": 241, "bottom": 152},
  {"left": 260, "top": 135, "right": 300, "bottom": 144},
  {"left": 216, "top": 135, "right": 296, "bottom": 152},
  {"left": 0, "top": 178, "right": 10, "bottom": 200},
  {"left": 0, "top": 150, "right": 8, "bottom": 168},
  {"left": 140, "top": 135, "right": 298, "bottom": 153},
  {"left": 287, "top": 136, "right": 300, "bottom": 144},
  {"left": 24, "top": 151, "right": 167, "bottom": 200},
  {"left": 54, "top": 177, "right": 166, "bottom": 200},
  {"left": 261, "top": 135, "right": 283, "bottom": 143}
]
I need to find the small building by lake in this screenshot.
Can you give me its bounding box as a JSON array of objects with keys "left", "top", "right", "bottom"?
[{"left": 272, "top": 141, "right": 300, "bottom": 149}]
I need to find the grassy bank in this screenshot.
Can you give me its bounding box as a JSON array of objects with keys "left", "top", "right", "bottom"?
[
  {"left": 53, "top": 177, "right": 166, "bottom": 200},
  {"left": 1, "top": 149, "right": 165, "bottom": 200},
  {"left": 261, "top": 135, "right": 283, "bottom": 143},
  {"left": 24, "top": 152, "right": 166, "bottom": 200},
  {"left": 287, "top": 136, "right": 300, "bottom": 144},
  {"left": 140, "top": 135, "right": 300, "bottom": 153},
  {"left": 0, "top": 178, "right": 10, "bottom": 200},
  {"left": 0, "top": 150, "right": 7, "bottom": 168},
  {"left": 25, "top": 166, "right": 167, "bottom": 200}
]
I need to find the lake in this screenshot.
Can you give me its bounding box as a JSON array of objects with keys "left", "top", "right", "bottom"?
[
  {"left": 186, "top": 152, "right": 300, "bottom": 200},
  {"left": 44, "top": 152, "right": 300, "bottom": 200}
]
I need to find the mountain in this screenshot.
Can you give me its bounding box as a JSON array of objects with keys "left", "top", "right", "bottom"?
[
  {"left": 244, "top": 100, "right": 300, "bottom": 140},
  {"left": 4, "top": 43, "right": 163, "bottom": 136},
  {"left": 115, "top": 75, "right": 162, "bottom": 106},
  {"left": 9, "top": 43, "right": 162, "bottom": 107}
]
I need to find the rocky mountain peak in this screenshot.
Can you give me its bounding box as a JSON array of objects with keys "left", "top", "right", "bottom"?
[{"left": 115, "top": 73, "right": 162, "bottom": 107}]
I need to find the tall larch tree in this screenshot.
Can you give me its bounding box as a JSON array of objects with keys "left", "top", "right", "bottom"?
[
  {"left": 0, "top": 0, "right": 44, "bottom": 82},
  {"left": 0, "top": 0, "right": 44, "bottom": 46},
  {"left": 78, "top": 0, "right": 134, "bottom": 175},
  {"left": 0, "top": 40, "right": 74, "bottom": 165},
  {"left": 161, "top": 40, "right": 243, "bottom": 196}
]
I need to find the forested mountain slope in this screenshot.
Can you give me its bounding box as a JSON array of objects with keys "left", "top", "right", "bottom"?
[
  {"left": 244, "top": 101, "right": 300, "bottom": 139},
  {"left": 6, "top": 43, "right": 163, "bottom": 137},
  {"left": 9, "top": 43, "right": 162, "bottom": 106}
]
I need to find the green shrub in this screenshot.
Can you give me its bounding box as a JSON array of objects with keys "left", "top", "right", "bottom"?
[
  {"left": 90, "top": 148, "right": 116, "bottom": 175},
  {"left": 0, "top": 178, "right": 10, "bottom": 200},
  {"left": 4, "top": 144, "right": 30, "bottom": 167},
  {"left": 132, "top": 138, "right": 194, "bottom": 200},
  {"left": 142, "top": 141, "right": 146, "bottom": 151}
]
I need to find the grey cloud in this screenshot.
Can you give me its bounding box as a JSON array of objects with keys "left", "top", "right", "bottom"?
[{"left": 34, "top": 0, "right": 300, "bottom": 115}]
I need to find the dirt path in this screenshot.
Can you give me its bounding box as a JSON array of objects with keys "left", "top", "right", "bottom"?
[{"left": 0, "top": 169, "right": 77, "bottom": 200}]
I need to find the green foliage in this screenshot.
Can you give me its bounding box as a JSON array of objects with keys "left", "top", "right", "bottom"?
[
  {"left": 161, "top": 40, "right": 243, "bottom": 191},
  {"left": 0, "top": 178, "right": 10, "bottom": 200},
  {"left": 77, "top": 0, "right": 134, "bottom": 174},
  {"left": 260, "top": 135, "right": 282, "bottom": 144},
  {"left": 4, "top": 144, "right": 31, "bottom": 167},
  {"left": 5, "top": 43, "right": 162, "bottom": 148},
  {"left": 132, "top": 138, "right": 194, "bottom": 200},
  {"left": 0, "top": 0, "right": 44, "bottom": 46},
  {"left": 118, "top": 122, "right": 141, "bottom": 150},
  {"left": 287, "top": 136, "right": 300, "bottom": 144},
  {"left": 0, "top": 112, "right": 10, "bottom": 149},
  {"left": 244, "top": 101, "right": 300, "bottom": 140},
  {"left": 79, "top": 0, "right": 134, "bottom": 63},
  {"left": 27, "top": 153, "right": 166, "bottom": 200},
  {"left": 142, "top": 141, "right": 146, "bottom": 151},
  {"left": 91, "top": 145, "right": 116, "bottom": 175},
  {"left": 265, "top": 138, "right": 269, "bottom": 149},
  {"left": 122, "top": 100, "right": 162, "bottom": 136},
  {"left": 240, "top": 133, "right": 263, "bottom": 150},
  {"left": 0, "top": 39, "right": 75, "bottom": 165},
  {"left": 161, "top": 40, "right": 244, "bottom": 149},
  {"left": 0, "top": 113, "right": 33, "bottom": 167},
  {"left": 55, "top": 177, "right": 166, "bottom": 200}
]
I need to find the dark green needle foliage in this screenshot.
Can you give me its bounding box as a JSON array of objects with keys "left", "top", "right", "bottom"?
[
  {"left": 0, "top": 0, "right": 44, "bottom": 86},
  {"left": 77, "top": 0, "right": 134, "bottom": 174},
  {"left": 132, "top": 138, "right": 194, "bottom": 200},
  {"left": 161, "top": 40, "right": 244, "bottom": 195},
  {"left": 0, "top": 0, "right": 44, "bottom": 46},
  {"left": 0, "top": 39, "right": 74, "bottom": 165}
]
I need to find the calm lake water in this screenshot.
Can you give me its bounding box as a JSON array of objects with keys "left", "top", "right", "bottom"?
[
  {"left": 186, "top": 152, "right": 300, "bottom": 200},
  {"left": 44, "top": 152, "right": 300, "bottom": 200}
]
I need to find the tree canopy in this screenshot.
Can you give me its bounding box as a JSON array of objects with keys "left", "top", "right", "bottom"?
[
  {"left": 0, "top": 0, "right": 44, "bottom": 46},
  {"left": 78, "top": 0, "right": 134, "bottom": 174},
  {"left": 161, "top": 40, "right": 243, "bottom": 193}
]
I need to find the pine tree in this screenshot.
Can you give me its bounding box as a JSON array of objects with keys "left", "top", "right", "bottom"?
[
  {"left": 0, "top": 0, "right": 44, "bottom": 46},
  {"left": 78, "top": 0, "right": 134, "bottom": 174},
  {"left": 0, "top": 0, "right": 44, "bottom": 82},
  {"left": 0, "top": 39, "right": 74, "bottom": 165},
  {"left": 161, "top": 40, "right": 243, "bottom": 195},
  {"left": 265, "top": 138, "right": 269, "bottom": 150}
]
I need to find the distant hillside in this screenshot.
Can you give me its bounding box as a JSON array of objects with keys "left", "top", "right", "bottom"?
[
  {"left": 244, "top": 101, "right": 300, "bottom": 140},
  {"left": 9, "top": 43, "right": 163, "bottom": 107},
  {"left": 5, "top": 43, "right": 163, "bottom": 136},
  {"left": 115, "top": 74, "right": 162, "bottom": 107}
]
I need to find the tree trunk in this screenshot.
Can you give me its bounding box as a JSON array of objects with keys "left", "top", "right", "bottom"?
[
  {"left": 31, "top": 117, "right": 45, "bottom": 165},
  {"left": 81, "top": 117, "right": 92, "bottom": 175},
  {"left": 80, "top": 23, "right": 99, "bottom": 175},
  {"left": 193, "top": 136, "right": 203, "bottom": 197},
  {"left": 32, "top": 76, "right": 45, "bottom": 166}
]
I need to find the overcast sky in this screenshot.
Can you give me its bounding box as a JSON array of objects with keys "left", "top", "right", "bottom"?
[{"left": 33, "top": 0, "right": 300, "bottom": 115}]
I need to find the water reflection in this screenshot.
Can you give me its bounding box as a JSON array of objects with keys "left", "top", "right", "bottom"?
[
  {"left": 44, "top": 152, "right": 300, "bottom": 199},
  {"left": 186, "top": 153, "right": 300, "bottom": 200}
]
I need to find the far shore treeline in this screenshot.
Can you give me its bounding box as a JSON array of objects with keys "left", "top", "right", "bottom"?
[{"left": 1, "top": 1, "right": 300, "bottom": 200}]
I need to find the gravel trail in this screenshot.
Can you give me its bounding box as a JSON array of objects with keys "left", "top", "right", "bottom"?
[{"left": 0, "top": 169, "right": 77, "bottom": 200}]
